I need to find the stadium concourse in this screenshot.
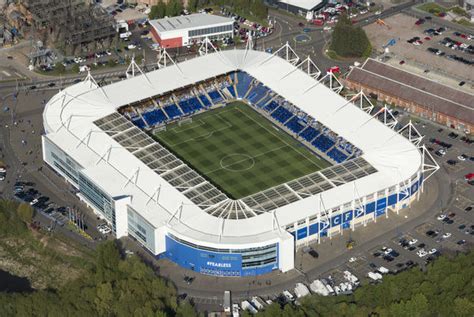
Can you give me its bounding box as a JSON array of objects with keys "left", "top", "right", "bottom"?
[{"left": 41, "top": 46, "right": 438, "bottom": 277}]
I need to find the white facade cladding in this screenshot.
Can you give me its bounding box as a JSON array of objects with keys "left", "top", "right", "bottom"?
[{"left": 41, "top": 49, "right": 434, "bottom": 276}]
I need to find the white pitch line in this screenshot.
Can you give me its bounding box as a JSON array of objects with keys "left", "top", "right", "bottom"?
[
  {"left": 236, "top": 107, "right": 325, "bottom": 170},
  {"left": 161, "top": 111, "right": 233, "bottom": 147},
  {"left": 203, "top": 144, "right": 290, "bottom": 175}
]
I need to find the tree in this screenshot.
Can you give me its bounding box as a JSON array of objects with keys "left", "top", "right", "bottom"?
[
  {"left": 94, "top": 282, "right": 114, "bottom": 315},
  {"left": 166, "top": 0, "right": 183, "bottom": 17},
  {"left": 55, "top": 62, "right": 66, "bottom": 74},
  {"left": 150, "top": 0, "right": 167, "bottom": 19},
  {"left": 16, "top": 203, "right": 34, "bottom": 224},
  {"left": 453, "top": 298, "right": 474, "bottom": 317},
  {"left": 107, "top": 58, "right": 117, "bottom": 68},
  {"left": 187, "top": 0, "right": 198, "bottom": 12},
  {"left": 329, "top": 13, "right": 371, "bottom": 58},
  {"left": 71, "top": 63, "right": 79, "bottom": 73},
  {"left": 95, "top": 240, "right": 121, "bottom": 282}
]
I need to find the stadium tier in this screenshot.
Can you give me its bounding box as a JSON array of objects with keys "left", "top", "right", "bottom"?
[{"left": 42, "top": 49, "right": 426, "bottom": 277}]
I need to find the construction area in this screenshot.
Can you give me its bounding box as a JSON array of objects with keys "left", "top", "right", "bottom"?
[{"left": 2, "top": 0, "right": 116, "bottom": 56}]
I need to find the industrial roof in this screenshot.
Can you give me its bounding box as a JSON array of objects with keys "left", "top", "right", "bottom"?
[
  {"left": 277, "top": 0, "right": 325, "bottom": 10},
  {"left": 149, "top": 13, "right": 233, "bottom": 33},
  {"left": 346, "top": 58, "right": 474, "bottom": 125},
  {"left": 43, "top": 50, "right": 422, "bottom": 247}
]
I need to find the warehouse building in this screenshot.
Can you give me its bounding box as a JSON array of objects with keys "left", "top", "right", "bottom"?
[
  {"left": 149, "top": 13, "right": 234, "bottom": 48},
  {"left": 345, "top": 59, "right": 474, "bottom": 134},
  {"left": 266, "top": 0, "right": 327, "bottom": 15}
]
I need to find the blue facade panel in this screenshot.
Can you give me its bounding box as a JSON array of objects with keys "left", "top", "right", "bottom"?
[
  {"left": 376, "top": 197, "right": 387, "bottom": 211},
  {"left": 309, "top": 223, "right": 319, "bottom": 235},
  {"left": 297, "top": 227, "right": 308, "bottom": 240},
  {"left": 411, "top": 182, "right": 419, "bottom": 195},
  {"left": 366, "top": 202, "right": 375, "bottom": 213},
  {"left": 163, "top": 236, "right": 278, "bottom": 277},
  {"left": 342, "top": 210, "right": 353, "bottom": 223},
  {"left": 388, "top": 193, "right": 397, "bottom": 206},
  {"left": 331, "top": 214, "right": 342, "bottom": 227}
]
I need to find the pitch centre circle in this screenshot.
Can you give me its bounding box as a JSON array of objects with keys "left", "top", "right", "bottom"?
[{"left": 220, "top": 153, "right": 255, "bottom": 172}]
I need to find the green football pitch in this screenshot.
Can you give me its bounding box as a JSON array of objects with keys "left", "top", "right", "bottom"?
[{"left": 154, "top": 102, "right": 331, "bottom": 199}]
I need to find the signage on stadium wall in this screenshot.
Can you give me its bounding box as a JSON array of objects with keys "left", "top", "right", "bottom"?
[
  {"left": 163, "top": 236, "right": 278, "bottom": 276},
  {"left": 294, "top": 178, "right": 421, "bottom": 240}
]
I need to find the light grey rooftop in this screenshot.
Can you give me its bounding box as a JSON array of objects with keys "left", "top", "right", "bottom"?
[{"left": 150, "top": 13, "right": 233, "bottom": 33}]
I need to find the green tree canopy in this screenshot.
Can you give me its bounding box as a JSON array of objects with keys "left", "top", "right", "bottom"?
[
  {"left": 329, "top": 13, "right": 372, "bottom": 58},
  {"left": 16, "top": 203, "right": 34, "bottom": 225},
  {"left": 150, "top": 0, "right": 167, "bottom": 19}
]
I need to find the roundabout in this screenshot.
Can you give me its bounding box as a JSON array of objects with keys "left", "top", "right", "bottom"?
[{"left": 294, "top": 33, "right": 311, "bottom": 43}]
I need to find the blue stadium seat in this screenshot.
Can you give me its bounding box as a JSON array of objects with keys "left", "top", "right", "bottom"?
[
  {"left": 285, "top": 117, "right": 306, "bottom": 134},
  {"left": 227, "top": 86, "right": 236, "bottom": 98},
  {"left": 131, "top": 117, "right": 146, "bottom": 129},
  {"left": 256, "top": 95, "right": 272, "bottom": 108},
  {"left": 264, "top": 100, "right": 279, "bottom": 113},
  {"left": 179, "top": 97, "right": 203, "bottom": 114},
  {"left": 198, "top": 94, "right": 212, "bottom": 108},
  {"left": 327, "top": 148, "right": 348, "bottom": 163},
  {"left": 246, "top": 84, "right": 270, "bottom": 105},
  {"left": 299, "top": 127, "right": 320, "bottom": 142},
  {"left": 271, "top": 106, "right": 293, "bottom": 124},
  {"left": 208, "top": 90, "right": 223, "bottom": 104},
  {"left": 311, "top": 134, "right": 336, "bottom": 153},
  {"left": 188, "top": 97, "right": 203, "bottom": 111},
  {"left": 142, "top": 109, "right": 167, "bottom": 126},
  {"left": 163, "top": 104, "right": 183, "bottom": 119},
  {"left": 236, "top": 71, "right": 253, "bottom": 98}
]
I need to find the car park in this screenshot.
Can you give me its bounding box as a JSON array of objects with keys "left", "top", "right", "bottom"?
[
  {"left": 417, "top": 249, "right": 428, "bottom": 257},
  {"left": 458, "top": 154, "right": 468, "bottom": 161},
  {"left": 447, "top": 160, "right": 457, "bottom": 166}
]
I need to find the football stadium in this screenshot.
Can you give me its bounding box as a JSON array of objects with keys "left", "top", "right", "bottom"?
[{"left": 42, "top": 46, "right": 437, "bottom": 277}]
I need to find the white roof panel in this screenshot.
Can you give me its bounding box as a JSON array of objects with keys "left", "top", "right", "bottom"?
[
  {"left": 278, "top": 0, "right": 324, "bottom": 11},
  {"left": 43, "top": 49, "right": 422, "bottom": 246},
  {"left": 150, "top": 13, "right": 233, "bottom": 34}
]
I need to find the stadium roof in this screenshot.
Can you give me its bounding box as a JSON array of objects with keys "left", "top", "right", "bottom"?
[
  {"left": 346, "top": 59, "right": 474, "bottom": 125},
  {"left": 149, "top": 13, "right": 233, "bottom": 33},
  {"left": 43, "top": 50, "right": 422, "bottom": 246},
  {"left": 277, "top": 0, "right": 325, "bottom": 10}
]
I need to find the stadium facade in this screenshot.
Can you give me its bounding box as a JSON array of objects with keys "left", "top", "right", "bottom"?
[{"left": 42, "top": 48, "right": 437, "bottom": 277}]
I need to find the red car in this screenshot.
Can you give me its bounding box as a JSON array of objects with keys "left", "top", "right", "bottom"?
[
  {"left": 415, "top": 18, "right": 425, "bottom": 25},
  {"left": 327, "top": 66, "right": 340, "bottom": 73},
  {"left": 465, "top": 173, "right": 474, "bottom": 181},
  {"left": 399, "top": 60, "right": 405, "bottom": 65},
  {"left": 312, "top": 19, "right": 324, "bottom": 26}
]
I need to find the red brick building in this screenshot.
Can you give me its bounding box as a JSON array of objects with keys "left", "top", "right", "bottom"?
[{"left": 345, "top": 59, "right": 474, "bottom": 134}]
